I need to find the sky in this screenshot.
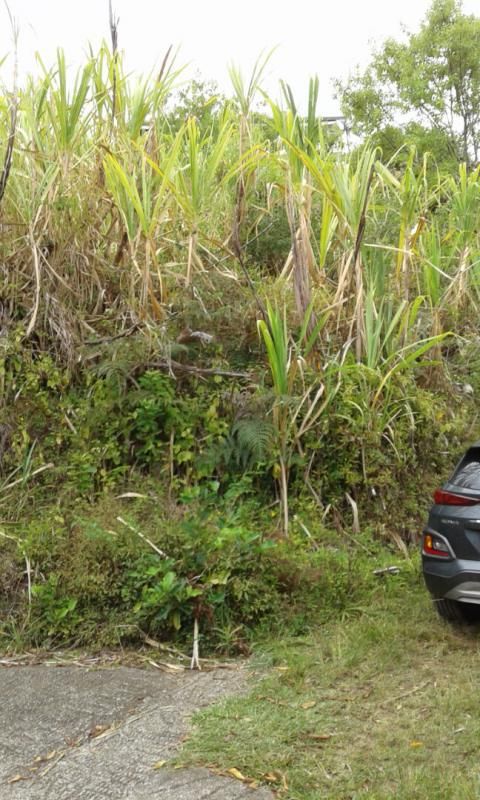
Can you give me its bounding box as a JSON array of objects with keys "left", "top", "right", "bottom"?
[{"left": 1, "top": 0, "right": 479, "bottom": 114}]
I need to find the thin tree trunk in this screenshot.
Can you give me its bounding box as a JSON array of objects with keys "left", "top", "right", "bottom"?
[
  {"left": 279, "top": 455, "right": 289, "bottom": 537},
  {"left": 354, "top": 252, "right": 365, "bottom": 362},
  {"left": 186, "top": 231, "right": 195, "bottom": 287}
]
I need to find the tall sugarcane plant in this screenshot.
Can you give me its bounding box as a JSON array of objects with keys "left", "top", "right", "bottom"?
[
  {"left": 1, "top": 43, "right": 479, "bottom": 524},
  {"left": 174, "top": 114, "right": 233, "bottom": 286},
  {"left": 258, "top": 302, "right": 342, "bottom": 535},
  {"left": 103, "top": 126, "right": 183, "bottom": 312}
]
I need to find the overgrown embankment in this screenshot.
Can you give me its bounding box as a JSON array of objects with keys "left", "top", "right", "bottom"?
[{"left": 0, "top": 45, "right": 479, "bottom": 652}]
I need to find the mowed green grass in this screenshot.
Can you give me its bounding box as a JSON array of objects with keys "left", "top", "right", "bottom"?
[{"left": 181, "top": 563, "right": 480, "bottom": 799}]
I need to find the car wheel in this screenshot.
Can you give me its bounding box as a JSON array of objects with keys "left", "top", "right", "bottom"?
[{"left": 435, "top": 598, "right": 480, "bottom": 624}]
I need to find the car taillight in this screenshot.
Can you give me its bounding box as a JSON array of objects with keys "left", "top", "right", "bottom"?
[
  {"left": 433, "top": 489, "right": 479, "bottom": 506},
  {"left": 423, "top": 533, "right": 452, "bottom": 558}
]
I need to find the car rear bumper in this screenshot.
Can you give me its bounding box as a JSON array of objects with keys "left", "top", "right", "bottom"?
[{"left": 423, "top": 557, "right": 480, "bottom": 604}]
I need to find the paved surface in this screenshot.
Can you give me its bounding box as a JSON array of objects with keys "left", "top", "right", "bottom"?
[{"left": 0, "top": 664, "right": 272, "bottom": 800}]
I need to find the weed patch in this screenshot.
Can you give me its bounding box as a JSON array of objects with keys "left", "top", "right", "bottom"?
[{"left": 181, "top": 566, "right": 480, "bottom": 799}]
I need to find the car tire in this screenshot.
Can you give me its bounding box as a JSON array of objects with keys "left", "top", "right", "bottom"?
[{"left": 435, "top": 598, "right": 480, "bottom": 623}]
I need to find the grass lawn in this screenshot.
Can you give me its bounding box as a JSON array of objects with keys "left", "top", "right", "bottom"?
[{"left": 181, "top": 560, "right": 480, "bottom": 799}]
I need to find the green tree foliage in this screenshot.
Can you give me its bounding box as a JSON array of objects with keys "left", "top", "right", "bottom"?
[
  {"left": 337, "top": 0, "right": 480, "bottom": 166},
  {"left": 166, "top": 76, "right": 226, "bottom": 133}
]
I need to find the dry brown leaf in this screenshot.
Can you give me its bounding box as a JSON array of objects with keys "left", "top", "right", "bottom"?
[
  {"left": 32, "top": 751, "right": 57, "bottom": 765},
  {"left": 301, "top": 700, "right": 316, "bottom": 709},
  {"left": 390, "top": 529, "right": 410, "bottom": 558},
  {"left": 264, "top": 772, "right": 280, "bottom": 783},
  {"left": 256, "top": 694, "right": 291, "bottom": 708},
  {"left": 148, "top": 659, "right": 185, "bottom": 672},
  {"left": 8, "top": 775, "right": 25, "bottom": 784},
  {"left": 307, "top": 733, "right": 332, "bottom": 741},
  {"left": 263, "top": 770, "right": 288, "bottom": 789},
  {"left": 152, "top": 760, "right": 167, "bottom": 770},
  {"left": 89, "top": 724, "right": 111, "bottom": 739},
  {"left": 227, "top": 767, "right": 247, "bottom": 782},
  {"left": 65, "top": 736, "right": 82, "bottom": 747}
]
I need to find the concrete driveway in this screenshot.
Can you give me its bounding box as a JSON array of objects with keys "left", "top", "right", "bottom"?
[{"left": 0, "top": 662, "right": 272, "bottom": 800}]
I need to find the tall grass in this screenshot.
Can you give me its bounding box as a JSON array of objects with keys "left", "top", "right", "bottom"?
[{"left": 0, "top": 46, "right": 478, "bottom": 523}]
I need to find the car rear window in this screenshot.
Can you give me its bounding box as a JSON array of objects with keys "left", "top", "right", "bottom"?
[{"left": 452, "top": 450, "right": 480, "bottom": 490}]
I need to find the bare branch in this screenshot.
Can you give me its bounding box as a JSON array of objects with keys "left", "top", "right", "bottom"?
[{"left": 144, "top": 359, "right": 252, "bottom": 380}]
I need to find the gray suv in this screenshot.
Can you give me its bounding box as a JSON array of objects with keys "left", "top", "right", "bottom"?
[{"left": 422, "top": 442, "right": 480, "bottom": 622}]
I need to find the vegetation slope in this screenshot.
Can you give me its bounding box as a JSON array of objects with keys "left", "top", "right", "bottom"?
[{"left": 0, "top": 0, "right": 479, "bottom": 667}]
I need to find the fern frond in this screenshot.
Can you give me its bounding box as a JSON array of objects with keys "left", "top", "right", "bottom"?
[{"left": 230, "top": 417, "right": 275, "bottom": 469}]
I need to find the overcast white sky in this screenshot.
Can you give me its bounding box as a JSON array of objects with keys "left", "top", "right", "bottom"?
[{"left": 1, "top": 0, "right": 479, "bottom": 113}]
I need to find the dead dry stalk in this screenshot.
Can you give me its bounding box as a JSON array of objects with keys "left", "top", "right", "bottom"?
[
  {"left": 26, "top": 228, "right": 41, "bottom": 337},
  {"left": 108, "top": 1, "right": 119, "bottom": 127},
  {"left": 190, "top": 616, "right": 201, "bottom": 670},
  {"left": 0, "top": 3, "right": 19, "bottom": 208}
]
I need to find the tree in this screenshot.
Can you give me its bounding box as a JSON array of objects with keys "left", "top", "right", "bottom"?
[
  {"left": 337, "top": 0, "right": 480, "bottom": 166},
  {"left": 166, "top": 75, "right": 226, "bottom": 133}
]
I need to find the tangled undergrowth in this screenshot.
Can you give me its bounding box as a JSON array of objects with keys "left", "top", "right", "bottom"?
[{"left": 0, "top": 35, "right": 479, "bottom": 651}]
